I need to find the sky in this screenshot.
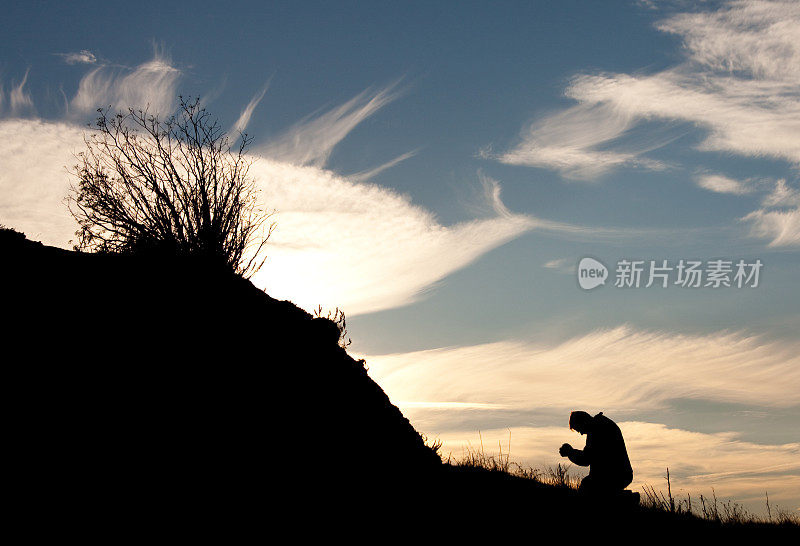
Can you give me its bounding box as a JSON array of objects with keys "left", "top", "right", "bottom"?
[{"left": 1, "top": 0, "right": 798, "bottom": 514}]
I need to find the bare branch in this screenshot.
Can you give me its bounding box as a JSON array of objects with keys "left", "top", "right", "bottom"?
[{"left": 67, "top": 96, "right": 271, "bottom": 277}]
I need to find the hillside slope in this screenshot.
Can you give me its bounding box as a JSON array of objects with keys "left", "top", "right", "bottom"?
[
  {"left": 2, "top": 228, "right": 796, "bottom": 539},
  {"left": 2, "top": 228, "right": 440, "bottom": 536}
]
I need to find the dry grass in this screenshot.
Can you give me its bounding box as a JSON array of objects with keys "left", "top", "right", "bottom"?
[
  {"left": 641, "top": 469, "right": 800, "bottom": 526},
  {"left": 440, "top": 431, "right": 579, "bottom": 489},
  {"left": 433, "top": 434, "right": 798, "bottom": 528}
]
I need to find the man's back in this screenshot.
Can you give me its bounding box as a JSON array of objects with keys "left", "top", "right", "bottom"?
[{"left": 585, "top": 412, "right": 633, "bottom": 489}]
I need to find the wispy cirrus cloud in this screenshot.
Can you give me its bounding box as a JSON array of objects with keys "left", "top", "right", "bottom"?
[
  {"left": 250, "top": 162, "right": 536, "bottom": 315},
  {"left": 743, "top": 207, "right": 800, "bottom": 247},
  {"left": 658, "top": 0, "right": 800, "bottom": 85},
  {"left": 1, "top": 48, "right": 766, "bottom": 316},
  {"left": 365, "top": 325, "right": 800, "bottom": 412},
  {"left": 0, "top": 110, "right": 747, "bottom": 314},
  {"left": 365, "top": 323, "right": 800, "bottom": 510},
  {"left": 57, "top": 50, "right": 97, "bottom": 65},
  {"left": 259, "top": 83, "right": 401, "bottom": 167},
  {"left": 348, "top": 149, "right": 418, "bottom": 182},
  {"left": 762, "top": 178, "right": 800, "bottom": 208},
  {"left": 542, "top": 258, "right": 568, "bottom": 269},
  {"left": 232, "top": 80, "right": 270, "bottom": 134},
  {"left": 497, "top": 1, "right": 800, "bottom": 174},
  {"left": 0, "top": 119, "right": 83, "bottom": 244},
  {"left": 1, "top": 70, "right": 35, "bottom": 117},
  {"left": 695, "top": 173, "right": 800, "bottom": 246},
  {"left": 741, "top": 177, "right": 800, "bottom": 247},
  {"left": 494, "top": 0, "right": 800, "bottom": 244},
  {"left": 542, "top": 258, "right": 574, "bottom": 274},
  {"left": 564, "top": 69, "right": 800, "bottom": 165},
  {"left": 495, "top": 102, "right": 669, "bottom": 180},
  {"left": 696, "top": 173, "right": 756, "bottom": 195},
  {"left": 1, "top": 52, "right": 183, "bottom": 243},
  {"left": 70, "top": 51, "right": 181, "bottom": 115},
  {"left": 0, "top": 116, "right": 536, "bottom": 315}
]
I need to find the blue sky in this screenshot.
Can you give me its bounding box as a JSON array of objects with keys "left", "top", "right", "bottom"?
[{"left": 1, "top": 1, "right": 798, "bottom": 512}]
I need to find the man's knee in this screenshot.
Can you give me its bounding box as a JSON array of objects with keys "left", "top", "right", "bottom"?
[
  {"left": 578, "top": 476, "right": 595, "bottom": 493},
  {"left": 579, "top": 475, "right": 622, "bottom": 496}
]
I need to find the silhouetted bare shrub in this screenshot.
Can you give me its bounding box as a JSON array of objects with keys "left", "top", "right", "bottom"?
[
  {"left": 313, "top": 305, "right": 351, "bottom": 348},
  {"left": 68, "top": 96, "right": 274, "bottom": 277}
]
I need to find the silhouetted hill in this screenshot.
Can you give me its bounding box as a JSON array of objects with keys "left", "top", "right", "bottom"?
[
  {"left": 2, "top": 228, "right": 440, "bottom": 536},
  {"left": 2, "top": 228, "right": 796, "bottom": 539}
]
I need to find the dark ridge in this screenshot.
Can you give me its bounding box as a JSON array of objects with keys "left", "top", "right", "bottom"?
[
  {"left": 2, "top": 227, "right": 797, "bottom": 539},
  {"left": 2, "top": 228, "right": 440, "bottom": 536}
]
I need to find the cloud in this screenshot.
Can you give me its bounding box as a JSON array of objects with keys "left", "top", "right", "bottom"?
[
  {"left": 4, "top": 70, "right": 35, "bottom": 116},
  {"left": 401, "top": 402, "right": 508, "bottom": 410},
  {"left": 364, "top": 322, "right": 800, "bottom": 510},
  {"left": 542, "top": 258, "right": 575, "bottom": 274},
  {"left": 70, "top": 52, "right": 181, "bottom": 115},
  {"left": 742, "top": 178, "right": 800, "bottom": 246},
  {"left": 742, "top": 207, "right": 800, "bottom": 246},
  {"left": 657, "top": 0, "right": 800, "bottom": 84},
  {"left": 232, "top": 81, "right": 270, "bottom": 134},
  {"left": 348, "top": 150, "right": 417, "bottom": 182},
  {"left": 0, "top": 117, "right": 536, "bottom": 315},
  {"left": 250, "top": 160, "right": 536, "bottom": 314},
  {"left": 433, "top": 423, "right": 800, "bottom": 512},
  {"left": 494, "top": 1, "right": 800, "bottom": 246},
  {"left": 497, "top": 103, "right": 668, "bottom": 180},
  {"left": 495, "top": 1, "right": 800, "bottom": 177},
  {"left": 761, "top": 178, "right": 800, "bottom": 208},
  {"left": 364, "top": 325, "right": 800, "bottom": 412},
  {"left": 692, "top": 173, "right": 800, "bottom": 246},
  {"left": 57, "top": 50, "right": 97, "bottom": 65},
  {"left": 259, "top": 83, "right": 400, "bottom": 167},
  {"left": 543, "top": 258, "right": 568, "bottom": 269},
  {"left": 2, "top": 115, "right": 719, "bottom": 315},
  {"left": 565, "top": 70, "right": 800, "bottom": 164},
  {"left": 696, "top": 174, "right": 755, "bottom": 195},
  {"left": 0, "top": 119, "right": 83, "bottom": 245},
  {"left": 0, "top": 110, "right": 750, "bottom": 314},
  {"left": 1, "top": 47, "right": 762, "bottom": 314}
]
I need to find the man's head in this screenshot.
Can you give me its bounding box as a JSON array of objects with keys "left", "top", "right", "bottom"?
[{"left": 569, "top": 411, "right": 593, "bottom": 434}]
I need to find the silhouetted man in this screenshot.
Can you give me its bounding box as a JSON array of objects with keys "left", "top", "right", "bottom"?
[{"left": 559, "top": 411, "right": 633, "bottom": 496}]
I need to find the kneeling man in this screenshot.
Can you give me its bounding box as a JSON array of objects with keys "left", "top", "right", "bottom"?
[{"left": 559, "top": 411, "right": 633, "bottom": 495}]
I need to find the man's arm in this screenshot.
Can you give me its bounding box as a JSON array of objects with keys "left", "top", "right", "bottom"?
[
  {"left": 559, "top": 443, "right": 591, "bottom": 466},
  {"left": 566, "top": 446, "right": 591, "bottom": 466}
]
